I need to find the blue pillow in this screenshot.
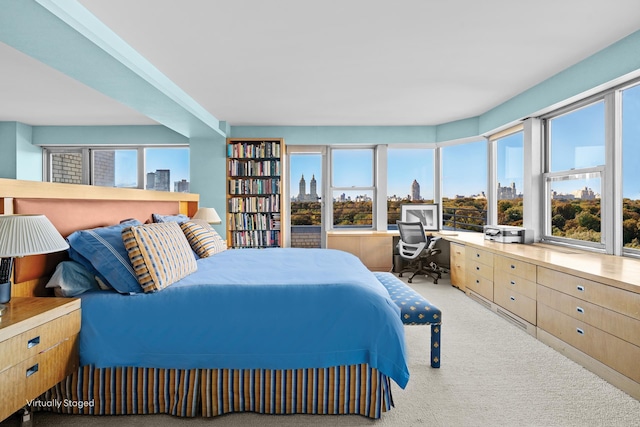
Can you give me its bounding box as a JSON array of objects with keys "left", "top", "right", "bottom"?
[
  {"left": 67, "top": 220, "right": 143, "bottom": 294},
  {"left": 45, "top": 261, "right": 101, "bottom": 297},
  {"left": 152, "top": 213, "right": 190, "bottom": 224}
]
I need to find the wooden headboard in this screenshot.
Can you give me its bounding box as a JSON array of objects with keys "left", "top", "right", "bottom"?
[{"left": 0, "top": 178, "right": 199, "bottom": 297}]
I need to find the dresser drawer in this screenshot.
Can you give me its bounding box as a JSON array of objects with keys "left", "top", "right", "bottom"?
[
  {"left": 538, "top": 303, "right": 640, "bottom": 383},
  {"left": 466, "top": 248, "right": 494, "bottom": 267},
  {"left": 0, "top": 310, "right": 81, "bottom": 373},
  {"left": 537, "top": 267, "right": 640, "bottom": 320},
  {"left": 538, "top": 284, "right": 640, "bottom": 348},
  {"left": 467, "top": 259, "right": 493, "bottom": 281},
  {"left": 494, "top": 255, "right": 536, "bottom": 282},
  {"left": 467, "top": 272, "right": 493, "bottom": 301},
  {"left": 494, "top": 269, "right": 536, "bottom": 300},
  {"left": 494, "top": 283, "right": 536, "bottom": 325}
]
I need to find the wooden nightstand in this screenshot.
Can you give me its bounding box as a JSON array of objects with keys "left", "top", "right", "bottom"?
[{"left": 0, "top": 297, "right": 81, "bottom": 422}]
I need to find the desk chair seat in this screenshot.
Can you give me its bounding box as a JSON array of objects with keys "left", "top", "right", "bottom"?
[{"left": 397, "top": 221, "right": 446, "bottom": 284}]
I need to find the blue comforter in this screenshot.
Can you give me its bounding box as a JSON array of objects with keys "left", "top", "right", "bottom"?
[{"left": 78, "top": 248, "right": 409, "bottom": 388}]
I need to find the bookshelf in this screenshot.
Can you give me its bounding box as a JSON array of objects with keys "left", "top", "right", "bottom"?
[{"left": 226, "top": 138, "right": 286, "bottom": 248}]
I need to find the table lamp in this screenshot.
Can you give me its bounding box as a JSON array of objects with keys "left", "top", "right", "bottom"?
[
  {"left": 0, "top": 214, "right": 69, "bottom": 308},
  {"left": 192, "top": 207, "right": 222, "bottom": 225}
]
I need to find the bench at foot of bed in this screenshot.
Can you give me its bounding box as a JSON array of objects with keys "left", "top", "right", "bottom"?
[{"left": 374, "top": 272, "right": 442, "bottom": 368}]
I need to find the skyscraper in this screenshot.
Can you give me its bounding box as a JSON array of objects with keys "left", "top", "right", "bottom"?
[
  {"left": 411, "top": 179, "right": 421, "bottom": 201},
  {"left": 309, "top": 174, "right": 318, "bottom": 201},
  {"left": 298, "top": 174, "right": 306, "bottom": 201}
]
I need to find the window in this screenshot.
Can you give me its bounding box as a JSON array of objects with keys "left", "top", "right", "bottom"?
[
  {"left": 495, "top": 130, "right": 524, "bottom": 226},
  {"left": 544, "top": 100, "right": 605, "bottom": 247},
  {"left": 441, "top": 140, "right": 487, "bottom": 232},
  {"left": 387, "top": 148, "right": 434, "bottom": 229},
  {"left": 44, "top": 146, "right": 189, "bottom": 192},
  {"left": 622, "top": 82, "right": 640, "bottom": 252},
  {"left": 330, "top": 148, "right": 374, "bottom": 228}
]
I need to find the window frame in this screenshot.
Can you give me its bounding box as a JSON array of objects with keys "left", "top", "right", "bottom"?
[
  {"left": 43, "top": 145, "right": 188, "bottom": 191},
  {"left": 328, "top": 146, "right": 377, "bottom": 230}
]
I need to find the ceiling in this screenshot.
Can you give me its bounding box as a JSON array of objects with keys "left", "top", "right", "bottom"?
[{"left": 2, "top": 0, "right": 640, "bottom": 128}]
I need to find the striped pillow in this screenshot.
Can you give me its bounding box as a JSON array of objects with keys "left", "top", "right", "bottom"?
[
  {"left": 180, "top": 221, "right": 227, "bottom": 258},
  {"left": 122, "top": 222, "right": 197, "bottom": 293}
]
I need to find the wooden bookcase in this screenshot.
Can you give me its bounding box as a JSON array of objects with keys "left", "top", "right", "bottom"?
[{"left": 226, "top": 138, "right": 286, "bottom": 248}]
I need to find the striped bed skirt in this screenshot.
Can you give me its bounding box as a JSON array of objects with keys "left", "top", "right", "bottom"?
[{"left": 36, "top": 364, "right": 394, "bottom": 419}]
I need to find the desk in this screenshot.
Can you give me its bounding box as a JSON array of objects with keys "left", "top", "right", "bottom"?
[{"left": 326, "top": 230, "right": 455, "bottom": 272}]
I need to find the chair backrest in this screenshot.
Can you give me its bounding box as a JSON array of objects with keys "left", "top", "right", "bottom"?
[{"left": 397, "top": 221, "right": 427, "bottom": 245}]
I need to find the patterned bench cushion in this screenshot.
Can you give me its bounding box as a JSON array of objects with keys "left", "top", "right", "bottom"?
[{"left": 374, "top": 272, "right": 441, "bottom": 325}]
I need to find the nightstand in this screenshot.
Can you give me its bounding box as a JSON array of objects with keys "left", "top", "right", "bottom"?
[{"left": 0, "top": 297, "right": 81, "bottom": 422}]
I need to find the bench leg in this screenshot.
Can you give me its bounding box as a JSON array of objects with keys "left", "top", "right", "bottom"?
[{"left": 430, "top": 324, "right": 441, "bottom": 368}]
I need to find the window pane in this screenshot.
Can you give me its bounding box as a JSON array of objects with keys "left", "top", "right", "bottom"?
[
  {"left": 442, "top": 141, "right": 487, "bottom": 232},
  {"left": 549, "top": 175, "right": 601, "bottom": 243},
  {"left": 145, "top": 147, "right": 190, "bottom": 192},
  {"left": 50, "top": 151, "right": 84, "bottom": 184},
  {"left": 622, "top": 83, "right": 640, "bottom": 249},
  {"left": 549, "top": 101, "right": 605, "bottom": 172},
  {"left": 387, "top": 148, "right": 434, "bottom": 227},
  {"left": 332, "top": 149, "right": 373, "bottom": 187},
  {"left": 93, "top": 149, "right": 137, "bottom": 188},
  {"left": 333, "top": 190, "right": 373, "bottom": 228},
  {"left": 497, "top": 132, "right": 524, "bottom": 226}
]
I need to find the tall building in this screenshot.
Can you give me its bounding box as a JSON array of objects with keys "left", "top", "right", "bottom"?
[
  {"left": 498, "top": 182, "right": 519, "bottom": 199},
  {"left": 146, "top": 169, "right": 170, "bottom": 191},
  {"left": 411, "top": 179, "right": 421, "bottom": 201},
  {"left": 174, "top": 179, "right": 190, "bottom": 193},
  {"left": 296, "top": 174, "right": 319, "bottom": 201}
]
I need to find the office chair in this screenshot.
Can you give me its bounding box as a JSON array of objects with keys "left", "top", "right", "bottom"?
[{"left": 396, "top": 221, "right": 445, "bottom": 284}]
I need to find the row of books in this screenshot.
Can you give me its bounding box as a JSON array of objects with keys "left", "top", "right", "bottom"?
[
  {"left": 228, "top": 178, "right": 281, "bottom": 195},
  {"left": 230, "top": 230, "right": 280, "bottom": 248},
  {"left": 228, "top": 212, "right": 281, "bottom": 231},
  {"left": 228, "top": 195, "right": 280, "bottom": 213},
  {"left": 228, "top": 159, "right": 281, "bottom": 177},
  {"left": 228, "top": 141, "right": 281, "bottom": 159}
]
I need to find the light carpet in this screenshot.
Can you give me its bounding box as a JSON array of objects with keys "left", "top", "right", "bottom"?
[{"left": 2, "top": 275, "right": 639, "bottom": 427}]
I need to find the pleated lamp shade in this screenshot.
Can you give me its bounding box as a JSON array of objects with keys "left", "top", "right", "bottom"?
[
  {"left": 0, "top": 214, "right": 69, "bottom": 257},
  {"left": 192, "top": 207, "right": 222, "bottom": 224}
]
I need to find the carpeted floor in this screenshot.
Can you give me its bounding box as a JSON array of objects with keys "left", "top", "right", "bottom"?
[{"left": 2, "top": 275, "right": 639, "bottom": 427}]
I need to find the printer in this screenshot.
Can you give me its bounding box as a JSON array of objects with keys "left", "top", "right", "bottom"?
[{"left": 483, "top": 225, "right": 533, "bottom": 244}]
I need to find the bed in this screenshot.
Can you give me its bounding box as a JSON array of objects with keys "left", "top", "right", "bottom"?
[{"left": 1, "top": 179, "right": 409, "bottom": 419}]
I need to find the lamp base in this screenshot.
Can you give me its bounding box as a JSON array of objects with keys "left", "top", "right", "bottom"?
[{"left": 0, "top": 282, "right": 11, "bottom": 304}]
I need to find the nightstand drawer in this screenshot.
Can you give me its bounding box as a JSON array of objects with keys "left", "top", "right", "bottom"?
[
  {"left": 0, "top": 310, "right": 81, "bottom": 373},
  {"left": 0, "top": 337, "right": 78, "bottom": 421}
]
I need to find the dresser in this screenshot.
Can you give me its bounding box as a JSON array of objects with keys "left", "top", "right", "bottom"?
[
  {"left": 0, "top": 297, "right": 81, "bottom": 422},
  {"left": 445, "top": 232, "right": 640, "bottom": 400}
]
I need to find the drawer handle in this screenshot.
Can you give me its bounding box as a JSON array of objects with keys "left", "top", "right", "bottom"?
[
  {"left": 577, "top": 285, "right": 585, "bottom": 292},
  {"left": 576, "top": 307, "right": 585, "bottom": 314},
  {"left": 27, "top": 336, "right": 41, "bottom": 349},
  {"left": 510, "top": 296, "right": 516, "bottom": 301},
  {"left": 476, "top": 266, "right": 480, "bottom": 271},
  {"left": 510, "top": 265, "right": 516, "bottom": 269},
  {"left": 576, "top": 328, "right": 585, "bottom": 335},
  {"left": 510, "top": 280, "right": 516, "bottom": 285},
  {"left": 26, "top": 363, "right": 39, "bottom": 378},
  {"left": 476, "top": 279, "right": 480, "bottom": 284},
  {"left": 476, "top": 253, "right": 480, "bottom": 258}
]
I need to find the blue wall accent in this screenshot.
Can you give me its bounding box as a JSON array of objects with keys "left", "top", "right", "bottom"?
[
  {"left": 189, "top": 136, "right": 227, "bottom": 235},
  {"left": 0, "top": 123, "right": 18, "bottom": 179},
  {"left": 435, "top": 117, "right": 480, "bottom": 143},
  {"left": 32, "top": 125, "right": 188, "bottom": 146},
  {"left": 15, "top": 122, "right": 41, "bottom": 181}
]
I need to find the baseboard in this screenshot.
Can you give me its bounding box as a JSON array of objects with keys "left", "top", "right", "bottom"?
[
  {"left": 537, "top": 328, "right": 640, "bottom": 401},
  {"left": 466, "top": 290, "right": 536, "bottom": 337}
]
